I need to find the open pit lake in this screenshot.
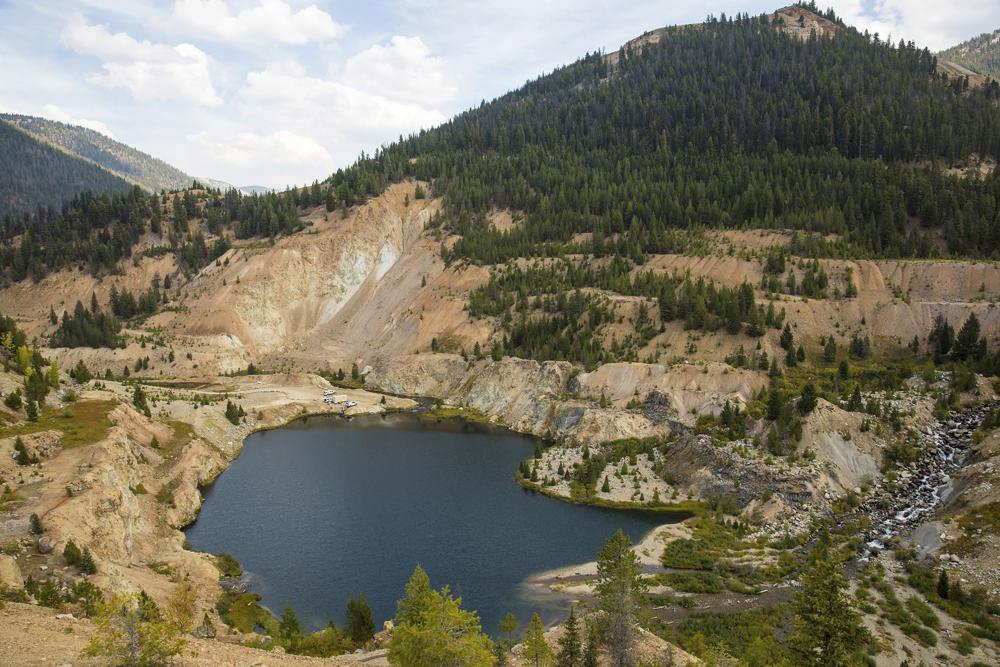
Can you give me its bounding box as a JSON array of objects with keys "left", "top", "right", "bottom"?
[{"left": 185, "top": 412, "right": 679, "bottom": 633}]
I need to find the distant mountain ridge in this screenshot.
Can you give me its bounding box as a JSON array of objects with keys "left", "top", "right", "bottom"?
[
  {"left": 0, "top": 119, "right": 133, "bottom": 216},
  {"left": 1, "top": 113, "right": 195, "bottom": 193},
  {"left": 939, "top": 28, "right": 1000, "bottom": 80}
]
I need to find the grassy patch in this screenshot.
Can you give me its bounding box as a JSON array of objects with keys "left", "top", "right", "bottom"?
[
  {"left": 869, "top": 574, "right": 937, "bottom": 647},
  {"left": 214, "top": 553, "right": 243, "bottom": 578},
  {"left": 661, "top": 538, "right": 717, "bottom": 570},
  {"left": 907, "top": 564, "right": 1000, "bottom": 641},
  {"left": 947, "top": 502, "right": 1000, "bottom": 557},
  {"left": 159, "top": 420, "right": 195, "bottom": 456},
  {"left": 216, "top": 591, "right": 278, "bottom": 635},
  {"left": 655, "top": 604, "right": 794, "bottom": 665},
  {"left": 0, "top": 399, "right": 116, "bottom": 448}
]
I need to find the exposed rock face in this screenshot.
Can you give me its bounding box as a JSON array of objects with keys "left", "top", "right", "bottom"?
[
  {"left": 574, "top": 361, "right": 767, "bottom": 424},
  {"left": 3, "top": 430, "right": 63, "bottom": 461},
  {"left": 664, "top": 434, "right": 815, "bottom": 506},
  {"left": 0, "top": 554, "right": 24, "bottom": 587}
]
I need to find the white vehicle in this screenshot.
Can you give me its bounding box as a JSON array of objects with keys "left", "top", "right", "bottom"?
[
  {"left": 322, "top": 389, "right": 336, "bottom": 396},
  {"left": 344, "top": 400, "right": 358, "bottom": 408}
]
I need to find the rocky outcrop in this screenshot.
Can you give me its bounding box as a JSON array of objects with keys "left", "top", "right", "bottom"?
[{"left": 0, "top": 554, "right": 23, "bottom": 587}]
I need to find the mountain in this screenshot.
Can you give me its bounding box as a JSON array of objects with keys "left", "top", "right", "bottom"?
[
  {"left": 196, "top": 177, "right": 274, "bottom": 195},
  {"left": 939, "top": 28, "right": 1000, "bottom": 80},
  {"left": 333, "top": 4, "right": 1000, "bottom": 263},
  {"left": 0, "top": 118, "right": 133, "bottom": 216},
  {"left": 1, "top": 113, "right": 195, "bottom": 193}
]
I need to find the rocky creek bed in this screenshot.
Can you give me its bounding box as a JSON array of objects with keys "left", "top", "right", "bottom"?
[{"left": 860, "top": 402, "right": 997, "bottom": 557}]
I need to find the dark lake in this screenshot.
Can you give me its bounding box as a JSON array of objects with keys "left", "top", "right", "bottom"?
[{"left": 185, "top": 412, "right": 677, "bottom": 634}]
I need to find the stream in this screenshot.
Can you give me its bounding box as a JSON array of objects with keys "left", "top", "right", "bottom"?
[{"left": 860, "top": 402, "right": 995, "bottom": 557}]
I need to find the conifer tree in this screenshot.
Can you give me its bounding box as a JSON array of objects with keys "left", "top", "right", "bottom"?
[
  {"left": 346, "top": 593, "right": 375, "bottom": 644},
  {"left": 595, "top": 530, "right": 646, "bottom": 667},
  {"left": 524, "top": 612, "right": 552, "bottom": 667},
  {"left": 789, "top": 531, "right": 870, "bottom": 666},
  {"left": 556, "top": 606, "right": 582, "bottom": 667}
]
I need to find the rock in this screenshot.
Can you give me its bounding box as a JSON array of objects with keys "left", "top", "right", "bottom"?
[
  {"left": 193, "top": 613, "right": 216, "bottom": 639},
  {"left": 0, "top": 554, "right": 24, "bottom": 588},
  {"left": 55, "top": 613, "right": 75, "bottom": 621},
  {"left": 36, "top": 536, "right": 53, "bottom": 554}
]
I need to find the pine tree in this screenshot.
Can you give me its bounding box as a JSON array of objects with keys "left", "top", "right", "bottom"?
[
  {"left": 396, "top": 565, "right": 434, "bottom": 625},
  {"left": 595, "top": 530, "right": 646, "bottom": 667},
  {"left": 937, "top": 569, "right": 950, "bottom": 599},
  {"left": 83, "top": 593, "right": 185, "bottom": 665},
  {"left": 30, "top": 512, "right": 43, "bottom": 534},
  {"left": 789, "top": 531, "right": 870, "bottom": 666},
  {"left": 767, "top": 386, "right": 784, "bottom": 421},
  {"left": 63, "top": 539, "right": 82, "bottom": 566},
  {"left": 25, "top": 399, "right": 38, "bottom": 422},
  {"left": 14, "top": 436, "right": 35, "bottom": 465},
  {"left": 953, "top": 312, "right": 984, "bottom": 360},
  {"left": 388, "top": 567, "right": 494, "bottom": 667},
  {"left": 132, "top": 385, "right": 148, "bottom": 414},
  {"left": 278, "top": 606, "right": 302, "bottom": 648},
  {"left": 524, "top": 612, "right": 552, "bottom": 667},
  {"left": 45, "top": 360, "right": 59, "bottom": 388},
  {"left": 823, "top": 338, "right": 837, "bottom": 362},
  {"left": 780, "top": 324, "right": 794, "bottom": 350},
  {"left": 582, "top": 629, "right": 599, "bottom": 667},
  {"left": 500, "top": 612, "right": 519, "bottom": 647},
  {"left": 556, "top": 606, "right": 582, "bottom": 667},
  {"left": 80, "top": 547, "right": 97, "bottom": 575},
  {"left": 346, "top": 593, "right": 375, "bottom": 644},
  {"left": 225, "top": 400, "right": 241, "bottom": 425},
  {"left": 798, "top": 382, "right": 818, "bottom": 415}
]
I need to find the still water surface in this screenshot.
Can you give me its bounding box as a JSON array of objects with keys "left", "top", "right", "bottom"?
[{"left": 186, "top": 413, "right": 677, "bottom": 633}]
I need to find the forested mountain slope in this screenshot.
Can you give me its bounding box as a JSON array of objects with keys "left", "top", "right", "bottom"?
[
  {"left": 939, "top": 28, "right": 1000, "bottom": 80},
  {"left": 1, "top": 113, "right": 194, "bottom": 193},
  {"left": 0, "top": 119, "right": 132, "bottom": 216},
  {"left": 331, "top": 5, "right": 1000, "bottom": 262}
]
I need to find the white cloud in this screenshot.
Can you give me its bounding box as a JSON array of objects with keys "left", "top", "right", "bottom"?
[
  {"left": 61, "top": 23, "right": 222, "bottom": 107},
  {"left": 171, "top": 0, "right": 343, "bottom": 45},
  {"left": 39, "top": 103, "right": 116, "bottom": 138},
  {"left": 344, "top": 35, "right": 457, "bottom": 107},
  {"left": 239, "top": 60, "right": 447, "bottom": 136},
  {"left": 830, "top": 0, "right": 999, "bottom": 52},
  {"left": 188, "top": 129, "right": 332, "bottom": 167}
]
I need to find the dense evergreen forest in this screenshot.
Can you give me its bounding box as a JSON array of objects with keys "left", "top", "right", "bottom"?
[
  {"left": 1, "top": 114, "right": 194, "bottom": 193},
  {"left": 0, "top": 120, "right": 132, "bottom": 216},
  {"left": 329, "top": 7, "right": 1000, "bottom": 262},
  {"left": 938, "top": 28, "right": 1000, "bottom": 80},
  {"left": 0, "top": 183, "right": 329, "bottom": 282}
]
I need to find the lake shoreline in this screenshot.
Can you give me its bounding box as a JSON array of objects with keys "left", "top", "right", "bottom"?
[{"left": 185, "top": 410, "right": 671, "bottom": 633}]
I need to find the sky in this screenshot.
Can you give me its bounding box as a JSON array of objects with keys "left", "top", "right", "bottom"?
[{"left": 0, "top": 1, "right": 997, "bottom": 188}]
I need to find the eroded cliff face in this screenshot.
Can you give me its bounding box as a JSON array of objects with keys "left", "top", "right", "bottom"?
[
  {"left": 370, "top": 355, "right": 768, "bottom": 440},
  {"left": 0, "top": 372, "right": 416, "bottom": 618}
]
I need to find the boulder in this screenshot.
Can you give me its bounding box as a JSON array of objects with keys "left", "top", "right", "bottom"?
[
  {"left": 36, "top": 536, "right": 54, "bottom": 554},
  {"left": 0, "top": 554, "right": 24, "bottom": 588},
  {"left": 193, "top": 613, "right": 216, "bottom": 639}
]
